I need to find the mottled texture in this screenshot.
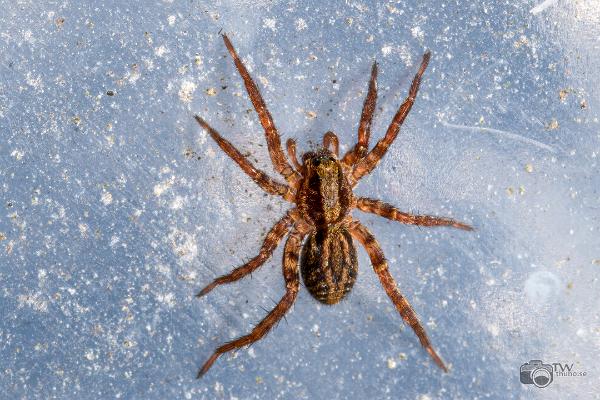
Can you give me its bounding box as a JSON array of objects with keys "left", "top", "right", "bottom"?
[
  {"left": 300, "top": 228, "right": 358, "bottom": 304},
  {"left": 297, "top": 150, "right": 353, "bottom": 226}
]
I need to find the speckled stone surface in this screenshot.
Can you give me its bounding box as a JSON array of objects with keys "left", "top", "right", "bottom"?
[{"left": 1, "top": 1, "right": 598, "bottom": 399}]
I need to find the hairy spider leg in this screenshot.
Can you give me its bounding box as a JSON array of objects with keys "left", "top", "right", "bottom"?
[
  {"left": 322, "top": 131, "right": 339, "bottom": 156},
  {"left": 196, "top": 210, "right": 297, "bottom": 297},
  {"left": 194, "top": 116, "right": 295, "bottom": 202},
  {"left": 342, "top": 61, "right": 378, "bottom": 166},
  {"left": 348, "top": 220, "right": 448, "bottom": 372},
  {"left": 221, "top": 34, "right": 301, "bottom": 185},
  {"left": 197, "top": 229, "right": 305, "bottom": 378},
  {"left": 286, "top": 138, "right": 302, "bottom": 171},
  {"left": 352, "top": 52, "right": 431, "bottom": 185},
  {"left": 356, "top": 197, "right": 473, "bottom": 231}
]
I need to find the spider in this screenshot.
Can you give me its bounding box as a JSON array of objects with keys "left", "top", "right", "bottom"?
[{"left": 194, "top": 34, "right": 473, "bottom": 378}]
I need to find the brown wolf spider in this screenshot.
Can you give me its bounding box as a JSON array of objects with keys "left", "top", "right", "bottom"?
[{"left": 194, "top": 34, "right": 472, "bottom": 378}]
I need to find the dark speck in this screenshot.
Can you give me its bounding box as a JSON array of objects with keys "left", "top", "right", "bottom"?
[{"left": 106, "top": 90, "right": 115, "bottom": 96}]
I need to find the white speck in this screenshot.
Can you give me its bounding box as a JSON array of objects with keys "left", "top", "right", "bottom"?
[
  {"left": 167, "top": 15, "right": 176, "bottom": 26},
  {"left": 78, "top": 223, "right": 89, "bottom": 238},
  {"left": 263, "top": 18, "right": 277, "bottom": 31},
  {"left": 154, "top": 45, "right": 169, "bottom": 57},
  {"left": 205, "top": 147, "right": 216, "bottom": 159},
  {"left": 411, "top": 26, "right": 424, "bottom": 40},
  {"left": 397, "top": 45, "right": 413, "bottom": 66},
  {"left": 143, "top": 57, "right": 154, "bottom": 70},
  {"left": 258, "top": 75, "right": 270, "bottom": 88},
  {"left": 169, "top": 196, "right": 185, "bottom": 210},
  {"left": 295, "top": 18, "right": 307, "bottom": 31},
  {"left": 156, "top": 264, "right": 171, "bottom": 276},
  {"left": 84, "top": 349, "right": 97, "bottom": 361},
  {"left": 17, "top": 293, "right": 48, "bottom": 312},
  {"left": 387, "top": 358, "right": 397, "bottom": 369},
  {"left": 22, "top": 30, "right": 34, "bottom": 43},
  {"left": 156, "top": 292, "right": 176, "bottom": 307},
  {"left": 153, "top": 177, "right": 174, "bottom": 197},
  {"left": 178, "top": 80, "right": 196, "bottom": 103},
  {"left": 100, "top": 191, "right": 113, "bottom": 205},
  {"left": 310, "top": 324, "right": 320, "bottom": 336},
  {"left": 168, "top": 228, "right": 198, "bottom": 264},
  {"left": 37, "top": 270, "right": 47, "bottom": 287},
  {"left": 109, "top": 235, "right": 120, "bottom": 247},
  {"left": 11, "top": 149, "right": 24, "bottom": 160},
  {"left": 25, "top": 72, "right": 43, "bottom": 90},
  {"left": 214, "top": 381, "right": 224, "bottom": 394},
  {"left": 487, "top": 324, "right": 499, "bottom": 337},
  {"left": 248, "top": 348, "right": 256, "bottom": 358},
  {"left": 381, "top": 45, "right": 393, "bottom": 57}
]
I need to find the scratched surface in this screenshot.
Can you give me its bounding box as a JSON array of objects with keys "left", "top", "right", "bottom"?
[{"left": 1, "top": 1, "right": 599, "bottom": 399}]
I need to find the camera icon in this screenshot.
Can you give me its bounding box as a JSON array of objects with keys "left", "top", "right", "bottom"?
[{"left": 520, "top": 360, "right": 553, "bottom": 388}]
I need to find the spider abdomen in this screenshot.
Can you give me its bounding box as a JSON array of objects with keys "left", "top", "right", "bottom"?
[{"left": 300, "top": 228, "right": 358, "bottom": 305}]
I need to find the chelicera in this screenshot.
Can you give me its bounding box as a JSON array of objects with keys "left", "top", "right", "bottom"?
[{"left": 194, "top": 34, "right": 472, "bottom": 378}]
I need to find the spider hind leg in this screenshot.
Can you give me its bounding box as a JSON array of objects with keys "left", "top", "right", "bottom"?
[
  {"left": 349, "top": 220, "right": 448, "bottom": 372},
  {"left": 197, "top": 229, "right": 304, "bottom": 378}
]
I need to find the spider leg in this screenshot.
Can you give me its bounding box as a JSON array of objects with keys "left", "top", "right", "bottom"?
[
  {"left": 197, "top": 228, "right": 305, "bottom": 378},
  {"left": 323, "top": 131, "right": 339, "bottom": 156},
  {"left": 286, "top": 138, "right": 302, "bottom": 171},
  {"left": 221, "top": 34, "right": 301, "bottom": 185},
  {"left": 356, "top": 197, "right": 473, "bottom": 231},
  {"left": 196, "top": 210, "right": 296, "bottom": 297},
  {"left": 348, "top": 219, "right": 448, "bottom": 372},
  {"left": 341, "top": 61, "right": 378, "bottom": 166},
  {"left": 351, "top": 52, "right": 431, "bottom": 185},
  {"left": 194, "top": 116, "right": 295, "bottom": 202}
]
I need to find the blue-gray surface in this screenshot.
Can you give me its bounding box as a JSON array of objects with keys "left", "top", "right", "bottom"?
[{"left": 1, "top": 1, "right": 599, "bottom": 399}]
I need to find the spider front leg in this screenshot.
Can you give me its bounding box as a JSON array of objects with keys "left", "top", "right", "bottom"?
[
  {"left": 323, "top": 131, "right": 339, "bottom": 156},
  {"left": 342, "top": 61, "right": 378, "bottom": 166},
  {"left": 196, "top": 210, "right": 296, "bottom": 297},
  {"left": 195, "top": 116, "right": 295, "bottom": 201},
  {"left": 356, "top": 197, "right": 473, "bottom": 231},
  {"left": 348, "top": 220, "right": 448, "bottom": 372},
  {"left": 221, "top": 34, "right": 301, "bottom": 185},
  {"left": 286, "top": 138, "right": 302, "bottom": 171},
  {"left": 197, "top": 229, "right": 305, "bottom": 378},
  {"left": 351, "top": 51, "right": 431, "bottom": 185}
]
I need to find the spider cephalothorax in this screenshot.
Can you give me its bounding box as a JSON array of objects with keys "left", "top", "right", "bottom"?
[
  {"left": 193, "top": 33, "right": 473, "bottom": 378},
  {"left": 297, "top": 149, "right": 353, "bottom": 227}
]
